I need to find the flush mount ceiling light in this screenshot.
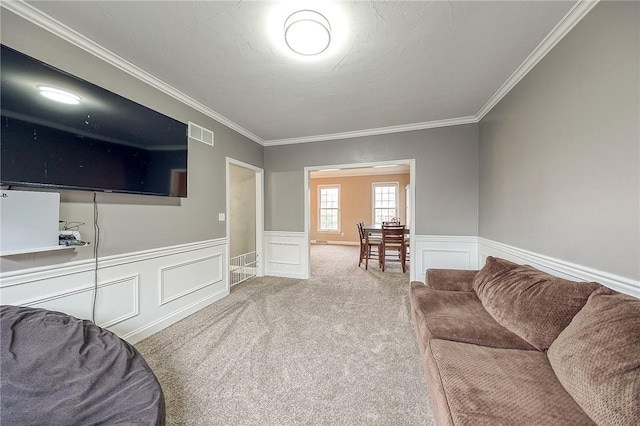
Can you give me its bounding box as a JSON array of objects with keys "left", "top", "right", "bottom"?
[
  {"left": 284, "top": 10, "right": 331, "bottom": 56},
  {"left": 38, "top": 86, "right": 81, "bottom": 104}
]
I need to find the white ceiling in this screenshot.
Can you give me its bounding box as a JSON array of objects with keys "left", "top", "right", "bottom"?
[{"left": 16, "top": 1, "right": 587, "bottom": 145}]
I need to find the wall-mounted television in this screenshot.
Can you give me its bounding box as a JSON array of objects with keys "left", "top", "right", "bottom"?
[{"left": 1, "top": 45, "right": 188, "bottom": 197}]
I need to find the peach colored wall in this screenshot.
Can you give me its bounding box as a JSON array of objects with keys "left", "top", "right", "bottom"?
[{"left": 310, "top": 173, "right": 410, "bottom": 243}]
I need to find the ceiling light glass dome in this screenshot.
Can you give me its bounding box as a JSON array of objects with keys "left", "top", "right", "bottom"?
[{"left": 284, "top": 10, "right": 331, "bottom": 56}]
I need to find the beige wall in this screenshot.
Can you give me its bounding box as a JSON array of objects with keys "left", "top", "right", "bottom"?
[{"left": 310, "top": 173, "right": 410, "bottom": 243}]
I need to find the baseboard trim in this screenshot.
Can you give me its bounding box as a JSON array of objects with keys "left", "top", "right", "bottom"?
[
  {"left": 123, "top": 288, "right": 229, "bottom": 344},
  {"left": 265, "top": 271, "right": 308, "bottom": 280}
]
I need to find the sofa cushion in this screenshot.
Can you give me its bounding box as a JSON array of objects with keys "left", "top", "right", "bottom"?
[
  {"left": 473, "top": 256, "right": 601, "bottom": 350},
  {"left": 424, "top": 339, "right": 595, "bottom": 426},
  {"left": 548, "top": 286, "right": 640, "bottom": 425},
  {"left": 410, "top": 282, "right": 534, "bottom": 351},
  {"left": 472, "top": 256, "right": 522, "bottom": 292}
]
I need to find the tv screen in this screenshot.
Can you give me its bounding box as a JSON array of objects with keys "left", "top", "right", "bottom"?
[{"left": 1, "top": 45, "right": 188, "bottom": 197}]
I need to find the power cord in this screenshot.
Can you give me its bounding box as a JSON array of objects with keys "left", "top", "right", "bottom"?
[
  {"left": 92, "top": 192, "right": 100, "bottom": 323},
  {"left": 59, "top": 221, "right": 85, "bottom": 231}
]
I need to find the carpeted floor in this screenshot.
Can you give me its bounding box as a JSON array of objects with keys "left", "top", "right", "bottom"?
[{"left": 135, "top": 244, "right": 434, "bottom": 425}]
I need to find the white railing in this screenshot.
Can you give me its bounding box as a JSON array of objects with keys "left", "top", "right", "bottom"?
[{"left": 229, "top": 251, "right": 257, "bottom": 287}]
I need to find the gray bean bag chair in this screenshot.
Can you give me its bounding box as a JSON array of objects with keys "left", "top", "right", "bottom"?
[{"left": 1, "top": 305, "right": 165, "bottom": 425}]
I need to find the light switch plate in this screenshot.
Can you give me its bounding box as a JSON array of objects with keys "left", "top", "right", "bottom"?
[{"left": 218, "top": 213, "right": 225, "bottom": 221}]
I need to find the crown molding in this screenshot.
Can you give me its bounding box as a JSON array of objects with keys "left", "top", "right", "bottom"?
[
  {"left": 475, "top": 0, "right": 600, "bottom": 121},
  {"left": 263, "top": 116, "right": 479, "bottom": 146},
  {"left": 1, "top": 0, "right": 265, "bottom": 146}
]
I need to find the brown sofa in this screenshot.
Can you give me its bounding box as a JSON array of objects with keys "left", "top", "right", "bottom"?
[{"left": 410, "top": 256, "right": 640, "bottom": 425}]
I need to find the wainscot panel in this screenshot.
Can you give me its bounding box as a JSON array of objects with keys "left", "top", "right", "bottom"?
[
  {"left": 159, "top": 254, "right": 224, "bottom": 305},
  {"left": 413, "top": 236, "right": 480, "bottom": 280},
  {"left": 0, "top": 239, "right": 228, "bottom": 344},
  {"left": 264, "top": 231, "right": 309, "bottom": 279}
]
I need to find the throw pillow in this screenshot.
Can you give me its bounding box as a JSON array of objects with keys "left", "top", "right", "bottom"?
[
  {"left": 472, "top": 256, "right": 521, "bottom": 293},
  {"left": 473, "top": 256, "right": 601, "bottom": 350},
  {"left": 548, "top": 286, "right": 640, "bottom": 425}
]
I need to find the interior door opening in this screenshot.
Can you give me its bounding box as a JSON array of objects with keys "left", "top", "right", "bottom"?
[
  {"left": 226, "top": 158, "right": 264, "bottom": 286},
  {"left": 304, "top": 159, "right": 416, "bottom": 280}
]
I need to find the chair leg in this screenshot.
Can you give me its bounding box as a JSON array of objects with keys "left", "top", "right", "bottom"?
[
  {"left": 401, "top": 247, "right": 406, "bottom": 273},
  {"left": 365, "top": 245, "right": 369, "bottom": 270}
]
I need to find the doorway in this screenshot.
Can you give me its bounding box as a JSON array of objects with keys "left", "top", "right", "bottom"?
[
  {"left": 303, "top": 159, "right": 416, "bottom": 280},
  {"left": 226, "top": 158, "right": 264, "bottom": 286}
]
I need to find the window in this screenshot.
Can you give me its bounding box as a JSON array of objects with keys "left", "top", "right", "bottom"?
[
  {"left": 373, "top": 182, "right": 399, "bottom": 226},
  {"left": 318, "top": 185, "right": 340, "bottom": 232}
]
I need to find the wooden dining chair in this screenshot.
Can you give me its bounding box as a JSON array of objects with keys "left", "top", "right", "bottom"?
[
  {"left": 382, "top": 220, "right": 406, "bottom": 260},
  {"left": 357, "top": 222, "right": 380, "bottom": 270},
  {"left": 378, "top": 223, "right": 407, "bottom": 273}
]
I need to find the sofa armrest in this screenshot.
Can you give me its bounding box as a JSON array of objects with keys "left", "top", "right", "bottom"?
[{"left": 426, "top": 269, "right": 479, "bottom": 292}]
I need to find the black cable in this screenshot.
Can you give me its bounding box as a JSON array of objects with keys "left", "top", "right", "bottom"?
[
  {"left": 92, "top": 192, "right": 100, "bottom": 323},
  {"left": 61, "top": 221, "right": 85, "bottom": 231}
]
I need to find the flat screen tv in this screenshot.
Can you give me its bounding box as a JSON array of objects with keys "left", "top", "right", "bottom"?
[{"left": 1, "top": 45, "right": 188, "bottom": 197}]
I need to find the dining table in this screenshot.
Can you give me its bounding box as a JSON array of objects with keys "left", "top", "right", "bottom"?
[{"left": 363, "top": 224, "right": 410, "bottom": 235}]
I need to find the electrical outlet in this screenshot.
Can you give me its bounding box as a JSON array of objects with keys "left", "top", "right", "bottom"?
[{"left": 218, "top": 213, "right": 225, "bottom": 221}]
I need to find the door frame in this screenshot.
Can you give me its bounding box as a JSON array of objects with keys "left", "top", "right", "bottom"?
[
  {"left": 226, "top": 157, "right": 265, "bottom": 277},
  {"left": 303, "top": 158, "right": 416, "bottom": 280}
]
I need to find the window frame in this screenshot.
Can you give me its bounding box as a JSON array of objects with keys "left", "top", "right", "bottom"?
[
  {"left": 372, "top": 182, "right": 400, "bottom": 226},
  {"left": 317, "top": 184, "right": 341, "bottom": 233}
]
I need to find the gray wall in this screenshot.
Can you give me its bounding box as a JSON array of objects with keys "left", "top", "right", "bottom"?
[
  {"left": 1, "top": 10, "right": 263, "bottom": 272},
  {"left": 265, "top": 124, "right": 479, "bottom": 235},
  {"left": 479, "top": 1, "right": 639, "bottom": 280}
]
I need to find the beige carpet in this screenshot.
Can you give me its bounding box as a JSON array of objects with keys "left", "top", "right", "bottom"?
[{"left": 135, "top": 244, "right": 434, "bottom": 425}]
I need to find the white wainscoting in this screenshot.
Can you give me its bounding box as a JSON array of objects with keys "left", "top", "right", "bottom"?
[
  {"left": 159, "top": 254, "right": 224, "bottom": 305},
  {"left": 413, "top": 235, "right": 479, "bottom": 281},
  {"left": 411, "top": 236, "right": 639, "bottom": 298},
  {"left": 264, "top": 231, "right": 309, "bottom": 279},
  {"left": 478, "top": 238, "right": 640, "bottom": 299},
  {"left": 0, "top": 239, "right": 229, "bottom": 344}
]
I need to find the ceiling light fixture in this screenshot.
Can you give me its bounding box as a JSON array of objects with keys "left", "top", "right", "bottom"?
[
  {"left": 38, "top": 86, "right": 81, "bottom": 105},
  {"left": 284, "top": 10, "right": 331, "bottom": 56}
]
